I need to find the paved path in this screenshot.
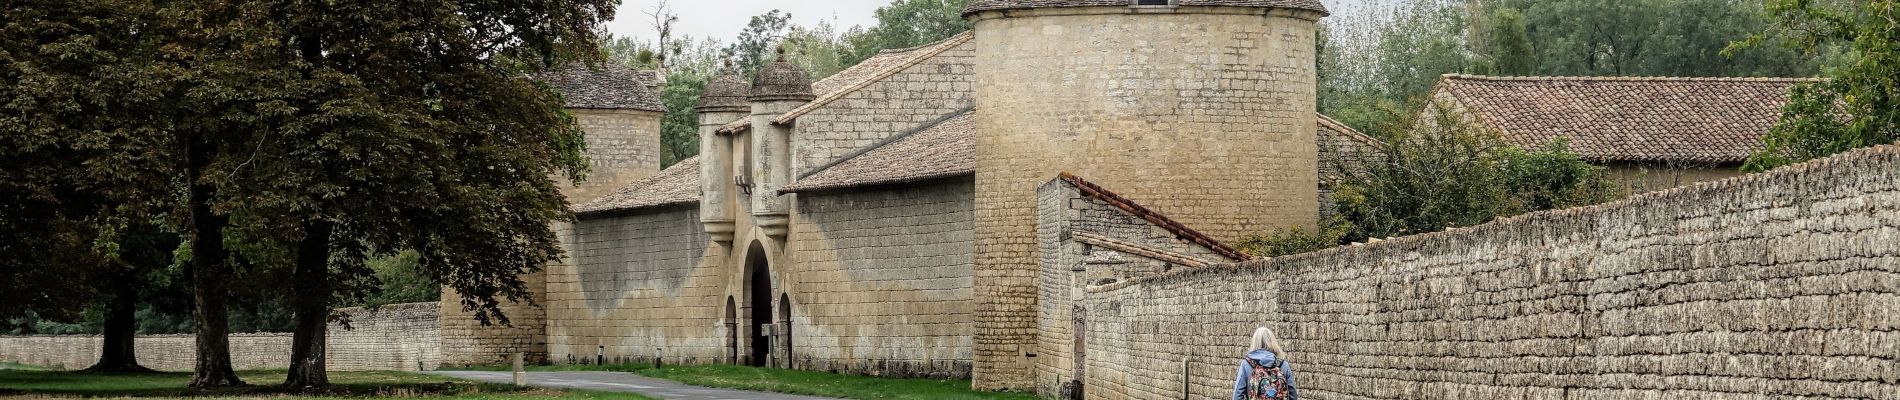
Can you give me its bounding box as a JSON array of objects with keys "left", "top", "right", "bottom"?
[{"left": 430, "top": 370, "right": 841, "bottom": 400}]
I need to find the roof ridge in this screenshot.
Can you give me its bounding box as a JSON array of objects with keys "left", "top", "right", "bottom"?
[
  {"left": 795, "top": 106, "right": 975, "bottom": 182},
  {"left": 1441, "top": 73, "right": 1822, "bottom": 83},
  {"left": 1315, "top": 113, "right": 1385, "bottom": 148},
  {"left": 1056, "top": 172, "right": 1254, "bottom": 262},
  {"left": 774, "top": 32, "right": 975, "bottom": 124}
]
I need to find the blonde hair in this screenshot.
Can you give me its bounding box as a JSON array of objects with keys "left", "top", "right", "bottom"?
[{"left": 1248, "top": 327, "right": 1286, "bottom": 360}]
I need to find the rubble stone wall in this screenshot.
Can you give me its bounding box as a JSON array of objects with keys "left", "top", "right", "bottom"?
[{"left": 1079, "top": 146, "right": 1900, "bottom": 399}]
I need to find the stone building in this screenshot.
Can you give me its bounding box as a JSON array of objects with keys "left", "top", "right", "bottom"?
[
  {"left": 439, "top": 63, "right": 666, "bottom": 366},
  {"left": 1426, "top": 74, "right": 1812, "bottom": 194},
  {"left": 441, "top": 1, "right": 1827, "bottom": 396}
]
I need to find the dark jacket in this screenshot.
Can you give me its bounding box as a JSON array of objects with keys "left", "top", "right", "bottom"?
[{"left": 1232, "top": 349, "right": 1297, "bottom": 400}]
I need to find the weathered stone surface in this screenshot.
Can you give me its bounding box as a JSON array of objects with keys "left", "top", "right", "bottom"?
[
  {"left": 0, "top": 302, "right": 442, "bottom": 371},
  {"left": 1075, "top": 146, "right": 1900, "bottom": 400},
  {"left": 971, "top": 6, "right": 1323, "bottom": 389},
  {"left": 788, "top": 178, "right": 976, "bottom": 378}
]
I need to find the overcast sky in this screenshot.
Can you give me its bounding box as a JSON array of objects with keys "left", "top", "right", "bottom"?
[{"left": 604, "top": 0, "right": 1369, "bottom": 44}]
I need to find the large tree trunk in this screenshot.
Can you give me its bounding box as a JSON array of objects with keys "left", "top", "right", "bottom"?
[
  {"left": 284, "top": 220, "right": 334, "bottom": 389},
  {"left": 85, "top": 268, "right": 151, "bottom": 373},
  {"left": 187, "top": 140, "right": 244, "bottom": 388}
]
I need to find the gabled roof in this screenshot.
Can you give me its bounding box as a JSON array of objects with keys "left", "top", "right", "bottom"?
[
  {"left": 780, "top": 109, "right": 975, "bottom": 193},
  {"left": 1437, "top": 74, "right": 1815, "bottom": 164},
  {"left": 574, "top": 157, "right": 700, "bottom": 215},
  {"left": 774, "top": 32, "right": 975, "bottom": 124},
  {"left": 538, "top": 63, "right": 666, "bottom": 112},
  {"left": 963, "top": 0, "right": 1328, "bottom": 16},
  {"left": 1056, "top": 172, "right": 1253, "bottom": 262}
]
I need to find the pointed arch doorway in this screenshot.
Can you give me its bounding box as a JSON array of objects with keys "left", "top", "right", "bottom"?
[{"left": 744, "top": 241, "right": 771, "bottom": 367}]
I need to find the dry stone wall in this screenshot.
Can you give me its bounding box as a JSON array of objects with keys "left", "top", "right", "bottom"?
[
  {"left": 787, "top": 178, "right": 976, "bottom": 378},
  {"left": 791, "top": 41, "right": 975, "bottom": 176},
  {"left": 1077, "top": 146, "right": 1900, "bottom": 399},
  {"left": 0, "top": 302, "right": 441, "bottom": 371},
  {"left": 544, "top": 206, "right": 725, "bottom": 366}
]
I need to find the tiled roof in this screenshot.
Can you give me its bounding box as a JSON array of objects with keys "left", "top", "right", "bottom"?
[
  {"left": 964, "top": 0, "right": 1328, "bottom": 16},
  {"left": 776, "top": 32, "right": 975, "bottom": 124},
  {"left": 717, "top": 117, "right": 750, "bottom": 135},
  {"left": 573, "top": 157, "right": 700, "bottom": 215},
  {"left": 1056, "top": 172, "right": 1253, "bottom": 262},
  {"left": 1438, "top": 74, "right": 1814, "bottom": 164},
  {"left": 538, "top": 63, "right": 666, "bottom": 112},
  {"left": 780, "top": 109, "right": 975, "bottom": 193}
]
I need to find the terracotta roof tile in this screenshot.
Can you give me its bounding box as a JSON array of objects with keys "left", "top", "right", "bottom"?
[
  {"left": 964, "top": 0, "right": 1328, "bottom": 16},
  {"left": 717, "top": 116, "right": 750, "bottom": 135},
  {"left": 573, "top": 157, "right": 700, "bottom": 215},
  {"left": 537, "top": 63, "right": 666, "bottom": 112},
  {"left": 1439, "top": 74, "right": 1815, "bottom": 164},
  {"left": 1056, "top": 172, "right": 1253, "bottom": 262},
  {"left": 781, "top": 109, "right": 975, "bottom": 193}
]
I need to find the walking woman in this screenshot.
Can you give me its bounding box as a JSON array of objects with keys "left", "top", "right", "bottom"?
[{"left": 1233, "top": 327, "right": 1298, "bottom": 400}]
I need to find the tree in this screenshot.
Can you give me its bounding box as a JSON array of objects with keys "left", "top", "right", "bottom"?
[
  {"left": 0, "top": 0, "right": 185, "bottom": 374},
  {"left": 163, "top": 0, "right": 612, "bottom": 387},
  {"left": 840, "top": 0, "right": 972, "bottom": 68},
  {"left": 1738, "top": 0, "right": 1899, "bottom": 171},
  {"left": 1242, "top": 102, "right": 1617, "bottom": 256},
  {"left": 728, "top": 10, "right": 793, "bottom": 75},
  {"left": 645, "top": 0, "right": 681, "bottom": 66}
]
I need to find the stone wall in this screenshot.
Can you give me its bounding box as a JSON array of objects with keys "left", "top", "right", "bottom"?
[
  {"left": 1607, "top": 161, "right": 1745, "bottom": 196},
  {"left": 787, "top": 178, "right": 976, "bottom": 378},
  {"left": 564, "top": 109, "right": 664, "bottom": 204},
  {"left": 544, "top": 206, "right": 722, "bottom": 366},
  {"left": 971, "top": 6, "right": 1323, "bottom": 389},
  {"left": 0, "top": 302, "right": 441, "bottom": 372},
  {"left": 1075, "top": 146, "right": 1900, "bottom": 399},
  {"left": 439, "top": 272, "right": 547, "bottom": 367},
  {"left": 791, "top": 40, "right": 975, "bottom": 175},
  {"left": 1035, "top": 175, "right": 1237, "bottom": 396}
]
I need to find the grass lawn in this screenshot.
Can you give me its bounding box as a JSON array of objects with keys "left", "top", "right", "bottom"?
[
  {"left": 0, "top": 369, "right": 654, "bottom": 399},
  {"left": 452, "top": 363, "right": 1037, "bottom": 400}
]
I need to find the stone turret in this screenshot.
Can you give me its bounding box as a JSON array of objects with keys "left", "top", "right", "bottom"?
[
  {"left": 747, "top": 48, "right": 815, "bottom": 241},
  {"left": 963, "top": 0, "right": 1329, "bottom": 391},
  {"left": 697, "top": 63, "right": 750, "bottom": 246}
]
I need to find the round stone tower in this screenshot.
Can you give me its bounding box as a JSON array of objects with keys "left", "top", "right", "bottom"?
[{"left": 963, "top": 0, "right": 1327, "bottom": 391}]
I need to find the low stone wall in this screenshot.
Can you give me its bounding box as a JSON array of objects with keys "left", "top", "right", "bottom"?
[
  {"left": 0, "top": 302, "right": 441, "bottom": 372},
  {"left": 1078, "top": 146, "right": 1900, "bottom": 399}
]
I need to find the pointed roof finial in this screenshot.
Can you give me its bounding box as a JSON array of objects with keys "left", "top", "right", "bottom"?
[{"left": 775, "top": 45, "right": 788, "bottom": 62}]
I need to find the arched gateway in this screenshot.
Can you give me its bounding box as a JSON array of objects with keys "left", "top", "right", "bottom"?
[{"left": 744, "top": 241, "right": 771, "bottom": 367}]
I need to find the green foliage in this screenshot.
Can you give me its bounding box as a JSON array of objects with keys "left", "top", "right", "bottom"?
[
  {"left": 1236, "top": 220, "right": 1354, "bottom": 258},
  {"left": 1319, "top": 0, "right": 1829, "bottom": 135},
  {"left": 728, "top": 10, "right": 794, "bottom": 76},
  {"left": 1328, "top": 105, "right": 1618, "bottom": 244},
  {"left": 352, "top": 252, "right": 440, "bottom": 308},
  {"left": 1738, "top": 0, "right": 1900, "bottom": 171},
  {"left": 839, "top": 0, "right": 973, "bottom": 68}
]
